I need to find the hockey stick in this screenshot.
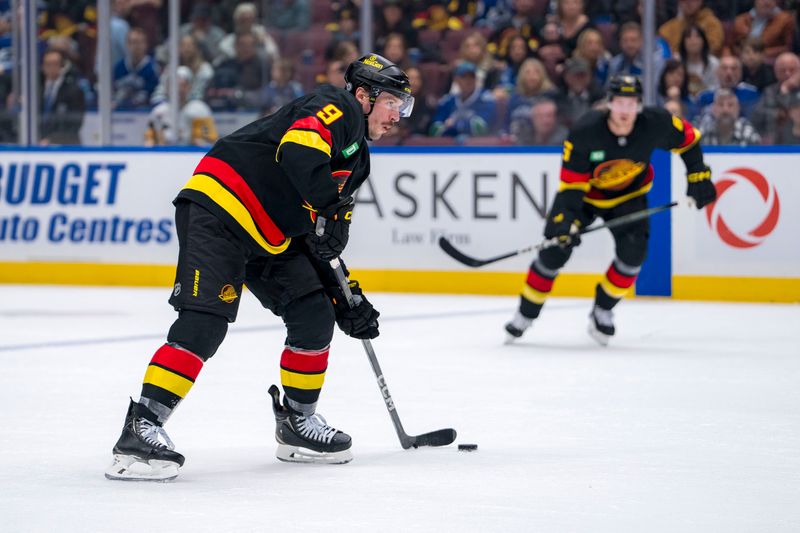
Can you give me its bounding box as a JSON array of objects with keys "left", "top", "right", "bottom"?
[
  {"left": 329, "top": 257, "right": 457, "bottom": 449},
  {"left": 439, "top": 201, "right": 679, "bottom": 268}
]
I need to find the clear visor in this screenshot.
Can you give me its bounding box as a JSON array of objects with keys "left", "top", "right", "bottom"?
[
  {"left": 376, "top": 90, "right": 415, "bottom": 118},
  {"left": 608, "top": 96, "right": 639, "bottom": 113}
]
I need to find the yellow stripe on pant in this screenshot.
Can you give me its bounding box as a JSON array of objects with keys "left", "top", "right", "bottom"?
[
  {"left": 143, "top": 365, "right": 194, "bottom": 398},
  {"left": 280, "top": 369, "right": 326, "bottom": 390}
]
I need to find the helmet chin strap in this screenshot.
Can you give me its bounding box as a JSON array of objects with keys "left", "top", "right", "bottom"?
[{"left": 363, "top": 91, "right": 378, "bottom": 140}]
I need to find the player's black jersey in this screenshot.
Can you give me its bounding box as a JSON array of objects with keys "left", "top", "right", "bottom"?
[
  {"left": 559, "top": 107, "right": 705, "bottom": 208},
  {"left": 176, "top": 85, "right": 369, "bottom": 255}
]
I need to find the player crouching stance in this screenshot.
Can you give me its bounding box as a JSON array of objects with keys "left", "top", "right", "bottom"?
[
  {"left": 105, "top": 54, "right": 414, "bottom": 481},
  {"left": 505, "top": 75, "right": 716, "bottom": 346}
]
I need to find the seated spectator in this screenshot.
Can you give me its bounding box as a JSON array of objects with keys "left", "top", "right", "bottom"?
[
  {"left": 484, "top": 0, "right": 542, "bottom": 62},
  {"left": 506, "top": 58, "right": 558, "bottom": 129},
  {"left": 381, "top": 32, "right": 411, "bottom": 70},
  {"left": 401, "top": 65, "right": 436, "bottom": 137},
  {"left": 180, "top": 3, "right": 225, "bottom": 64},
  {"left": 265, "top": 0, "right": 311, "bottom": 31},
  {"left": 128, "top": 0, "right": 163, "bottom": 54},
  {"left": 205, "top": 32, "right": 267, "bottom": 111},
  {"left": 113, "top": 27, "right": 160, "bottom": 110},
  {"left": 260, "top": 58, "right": 304, "bottom": 116},
  {"left": 679, "top": 25, "right": 719, "bottom": 97},
  {"left": 741, "top": 38, "right": 778, "bottom": 91},
  {"left": 511, "top": 97, "right": 568, "bottom": 145},
  {"left": 39, "top": 49, "right": 85, "bottom": 145},
  {"left": 326, "top": 2, "right": 361, "bottom": 49},
  {"left": 217, "top": 2, "right": 280, "bottom": 66},
  {"left": 573, "top": 28, "right": 611, "bottom": 88},
  {"left": 152, "top": 34, "right": 214, "bottom": 104},
  {"left": 452, "top": 31, "right": 504, "bottom": 93},
  {"left": 375, "top": 0, "right": 418, "bottom": 50},
  {"left": 495, "top": 33, "right": 537, "bottom": 95},
  {"left": 733, "top": 0, "right": 795, "bottom": 60},
  {"left": 608, "top": 22, "right": 667, "bottom": 89},
  {"left": 537, "top": 21, "right": 568, "bottom": 82},
  {"left": 776, "top": 90, "right": 800, "bottom": 144},
  {"left": 659, "top": 0, "right": 725, "bottom": 56},
  {"left": 697, "top": 88, "right": 761, "bottom": 146},
  {"left": 554, "top": 0, "right": 594, "bottom": 56},
  {"left": 430, "top": 61, "right": 497, "bottom": 137},
  {"left": 320, "top": 58, "right": 347, "bottom": 88},
  {"left": 556, "top": 57, "right": 605, "bottom": 127},
  {"left": 412, "top": 1, "right": 465, "bottom": 32},
  {"left": 109, "top": 0, "right": 131, "bottom": 69},
  {"left": 751, "top": 52, "right": 800, "bottom": 142},
  {"left": 47, "top": 35, "right": 96, "bottom": 109},
  {"left": 144, "top": 66, "right": 218, "bottom": 147},
  {"left": 657, "top": 58, "right": 692, "bottom": 108},
  {"left": 695, "top": 56, "right": 760, "bottom": 118}
]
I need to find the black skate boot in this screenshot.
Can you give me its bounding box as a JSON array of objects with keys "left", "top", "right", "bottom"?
[
  {"left": 105, "top": 399, "right": 185, "bottom": 481},
  {"left": 588, "top": 305, "right": 615, "bottom": 346},
  {"left": 269, "top": 385, "right": 352, "bottom": 464},
  {"left": 504, "top": 311, "right": 533, "bottom": 344}
]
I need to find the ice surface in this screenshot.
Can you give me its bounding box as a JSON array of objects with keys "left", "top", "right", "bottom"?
[{"left": 1, "top": 285, "right": 798, "bottom": 532}]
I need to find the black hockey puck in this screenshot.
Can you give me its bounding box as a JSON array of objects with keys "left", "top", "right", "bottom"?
[{"left": 458, "top": 443, "right": 478, "bottom": 451}]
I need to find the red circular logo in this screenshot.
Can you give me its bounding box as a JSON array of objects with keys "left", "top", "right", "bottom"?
[{"left": 705, "top": 167, "right": 780, "bottom": 249}]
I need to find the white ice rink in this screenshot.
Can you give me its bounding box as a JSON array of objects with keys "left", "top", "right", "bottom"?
[{"left": 1, "top": 285, "right": 798, "bottom": 532}]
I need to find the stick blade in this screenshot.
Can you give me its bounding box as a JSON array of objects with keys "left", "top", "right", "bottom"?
[
  {"left": 407, "top": 428, "right": 457, "bottom": 449},
  {"left": 437, "top": 237, "right": 487, "bottom": 268}
]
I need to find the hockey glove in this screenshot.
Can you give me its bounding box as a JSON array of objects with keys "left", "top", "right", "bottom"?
[
  {"left": 329, "top": 280, "right": 380, "bottom": 339},
  {"left": 686, "top": 166, "right": 717, "bottom": 209},
  {"left": 306, "top": 197, "right": 354, "bottom": 261},
  {"left": 544, "top": 210, "right": 582, "bottom": 248}
]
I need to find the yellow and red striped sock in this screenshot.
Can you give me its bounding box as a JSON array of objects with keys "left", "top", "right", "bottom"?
[
  {"left": 280, "top": 346, "right": 329, "bottom": 415},
  {"left": 139, "top": 343, "right": 204, "bottom": 424}
]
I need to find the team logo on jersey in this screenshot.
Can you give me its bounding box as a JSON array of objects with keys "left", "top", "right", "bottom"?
[
  {"left": 218, "top": 284, "right": 238, "bottom": 304},
  {"left": 590, "top": 159, "right": 646, "bottom": 190},
  {"left": 705, "top": 167, "right": 780, "bottom": 249},
  {"left": 173, "top": 282, "right": 181, "bottom": 297}
]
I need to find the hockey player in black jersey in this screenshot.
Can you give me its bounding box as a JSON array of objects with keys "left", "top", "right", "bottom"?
[
  {"left": 105, "top": 54, "right": 414, "bottom": 481},
  {"left": 504, "top": 75, "right": 717, "bottom": 346}
]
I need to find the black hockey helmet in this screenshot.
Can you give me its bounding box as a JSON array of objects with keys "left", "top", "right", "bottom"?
[
  {"left": 345, "top": 54, "right": 415, "bottom": 117},
  {"left": 608, "top": 74, "right": 643, "bottom": 99}
]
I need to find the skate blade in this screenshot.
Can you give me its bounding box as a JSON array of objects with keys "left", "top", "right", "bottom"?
[
  {"left": 587, "top": 323, "right": 611, "bottom": 347},
  {"left": 104, "top": 454, "right": 180, "bottom": 482},
  {"left": 503, "top": 333, "right": 519, "bottom": 345},
  {"left": 276, "top": 444, "right": 353, "bottom": 465}
]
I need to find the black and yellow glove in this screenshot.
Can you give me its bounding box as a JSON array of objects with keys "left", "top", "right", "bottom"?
[
  {"left": 687, "top": 166, "right": 717, "bottom": 209},
  {"left": 306, "top": 197, "right": 354, "bottom": 261},
  {"left": 328, "top": 280, "right": 380, "bottom": 339}
]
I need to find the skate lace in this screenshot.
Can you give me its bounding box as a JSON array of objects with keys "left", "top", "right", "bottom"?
[
  {"left": 137, "top": 418, "right": 175, "bottom": 450},
  {"left": 295, "top": 413, "right": 338, "bottom": 444},
  {"left": 593, "top": 307, "right": 614, "bottom": 328}
]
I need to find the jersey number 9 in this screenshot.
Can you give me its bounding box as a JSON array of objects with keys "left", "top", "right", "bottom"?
[{"left": 317, "top": 104, "right": 343, "bottom": 125}]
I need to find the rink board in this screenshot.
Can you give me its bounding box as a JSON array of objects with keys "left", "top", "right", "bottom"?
[{"left": 0, "top": 146, "right": 797, "bottom": 302}]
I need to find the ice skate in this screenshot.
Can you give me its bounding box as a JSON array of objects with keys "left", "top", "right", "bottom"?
[
  {"left": 504, "top": 311, "right": 533, "bottom": 344},
  {"left": 269, "top": 385, "right": 352, "bottom": 464},
  {"left": 588, "top": 305, "right": 615, "bottom": 346},
  {"left": 105, "top": 399, "right": 184, "bottom": 481}
]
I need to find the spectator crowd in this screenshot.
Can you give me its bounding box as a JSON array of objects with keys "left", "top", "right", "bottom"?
[{"left": 2, "top": 0, "right": 800, "bottom": 146}]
